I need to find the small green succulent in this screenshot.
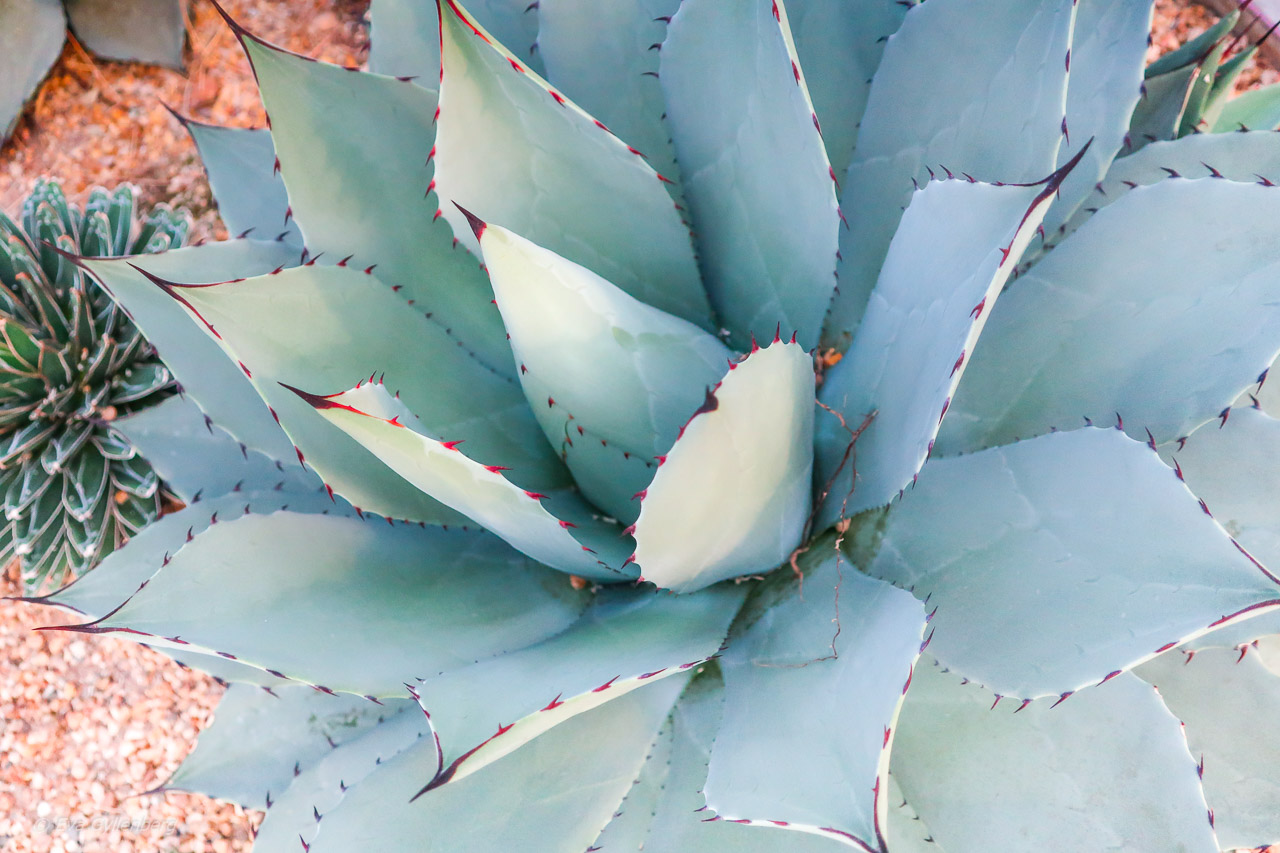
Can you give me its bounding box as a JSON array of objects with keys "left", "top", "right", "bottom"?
[
  {"left": 1, "top": 180, "right": 185, "bottom": 592},
  {"left": 26, "top": 2, "right": 1280, "bottom": 851}
]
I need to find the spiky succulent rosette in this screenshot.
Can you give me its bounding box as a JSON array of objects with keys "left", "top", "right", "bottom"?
[
  {"left": 0, "top": 180, "right": 185, "bottom": 592},
  {"left": 27, "top": 2, "right": 1280, "bottom": 851}
]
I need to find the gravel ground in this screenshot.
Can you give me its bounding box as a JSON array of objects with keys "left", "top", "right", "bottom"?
[{"left": 0, "top": 1, "right": 1273, "bottom": 852}]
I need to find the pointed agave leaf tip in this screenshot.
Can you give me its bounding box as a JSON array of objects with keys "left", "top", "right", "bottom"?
[
  {"left": 277, "top": 381, "right": 358, "bottom": 414},
  {"left": 453, "top": 203, "right": 487, "bottom": 240}
]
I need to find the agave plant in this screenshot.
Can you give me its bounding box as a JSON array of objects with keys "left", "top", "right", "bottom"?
[
  {"left": 0, "top": 0, "right": 188, "bottom": 141},
  {"left": 27, "top": 1, "right": 1280, "bottom": 850},
  {"left": 0, "top": 180, "right": 185, "bottom": 593}
]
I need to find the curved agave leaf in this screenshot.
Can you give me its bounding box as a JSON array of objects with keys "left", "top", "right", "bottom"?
[
  {"left": 64, "top": 0, "right": 186, "bottom": 67},
  {"left": 304, "top": 676, "right": 686, "bottom": 853},
  {"left": 370, "top": 0, "right": 544, "bottom": 79},
  {"left": 471, "top": 216, "right": 730, "bottom": 518},
  {"left": 413, "top": 584, "right": 744, "bottom": 792},
  {"left": 1138, "top": 647, "right": 1280, "bottom": 850},
  {"left": 815, "top": 173, "right": 1063, "bottom": 524},
  {"left": 55, "top": 511, "right": 591, "bottom": 697},
  {"left": 1036, "top": 0, "right": 1152, "bottom": 239},
  {"left": 1127, "top": 60, "right": 1202, "bottom": 153},
  {"left": 535, "top": 0, "right": 682, "bottom": 194},
  {"left": 1055, "top": 132, "right": 1280, "bottom": 245},
  {"left": 252, "top": 702, "right": 431, "bottom": 853},
  {"left": 884, "top": 775, "right": 944, "bottom": 853},
  {"left": 782, "top": 0, "right": 905, "bottom": 178},
  {"left": 0, "top": 0, "right": 66, "bottom": 141},
  {"left": 179, "top": 120, "right": 299, "bottom": 245},
  {"left": 293, "top": 381, "right": 634, "bottom": 579},
  {"left": 891, "top": 665, "right": 1217, "bottom": 853},
  {"left": 166, "top": 683, "right": 411, "bottom": 811},
  {"left": 235, "top": 31, "right": 513, "bottom": 377},
  {"left": 940, "top": 178, "right": 1280, "bottom": 454},
  {"left": 1215, "top": 81, "right": 1280, "bottom": 131},
  {"left": 434, "top": 0, "right": 711, "bottom": 326},
  {"left": 114, "top": 395, "right": 319, "bottom": 503},
  {"left": 632, "top": 339, "right": 814, "bottom": 593},
  {"left": 146, "top": 263, "right": 564, "bottom": 523},
  {"left": 705, "top": 553, "right": 925, "bottom": 849},
  {"left": 660, "top": 0, "right": 839, "bottom": 349},
  {"left": 823, "top": 0, "right": 1073, "bottom": 345},
  {"left": 865, "top": 427, "right": 1280, "bottom": 701},
  {"left": 81, "top": 241, "right": 301, "bottom": 463}
]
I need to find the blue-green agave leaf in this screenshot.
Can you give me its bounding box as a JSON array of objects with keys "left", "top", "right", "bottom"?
[
  {"left": 885, "top": 776, "right": 944, "bottom": 853},
  {"left": 705, "top": 553, "right": 925, "bottom": 849},
  {"left": 114, "top": 395, "right": 319, "bottom": 503},
  {"left": 632, "top": 340, "right": 814, "bottom": 593},
  {"left": 252, "top": 703, "right": 431, "bottom": 853},
  {"left": 54, "top": 511, "right": 591, "bottom": 697},
  {"left": 293, "top": 381, "right": 634, "bottom": 580},
  {"left": 412, "top": 584, "right": 743, "bottom": 791},
  {"left": 1144, "top": 10, "right": 1238, "bottom": 78},
  {"left": 472, "top": 217, "right": 731, "bottom": 521},
  {"left": 166, "top": 683, "right": 413, "bottom": 811},
  {"left": 891, "top": 666, "right": 1216, "bottom": 853},
  {"left": 868, "top": 427, "right": 1280, "bottom": 700},
  {"left": 815, "top": 174, "right": 1062, "bottom": 524},
  {"left": 1125, "top": 61, "right": 1200, "bottom": 154},
  {"left": 369, "top": 0, "right": 546, "bottom": 80},
  {"left": 179, "top": 119, "right": 299, "bottom": 246},
  {"left": 435, "top": 0, "right": 711, "bottom": 327},
  {"left": 64, "top": 0, "right": 186, "bottom": 67},
  {"left": 236, "top": 32, "right": 514, "bottom": 377},
  {"left": 1055, "top": 131, "right": 1280, "bottom": 244},
  {"left": 304, "top": 675, "right": 686, "bottom": 853},
  {"left": 660, "top": 0, "right": 839, "bottom": 349},
  {"left": 535, "top": 0, "right": 683, "bottom": 196},
  {"left": 1138, "top": 647, "right": 1280, "bottom": 850},
  {"left": 823, "top": 0, "right": 1073, "bottom": 345},
  {"left": 145, "top": 263, "right": 565, "bottom": 523},
  {"left": 1214, "top": 80, "right": 1280, "bottom": 131},
  {"left": 80, "top": 241, "right": 300, "bottom": 464},
  {"left": 939, "top": 178, "right": 1280, "bottom": 454},
  {"left": 157, "top": 645, "right": 286, "bottom": 688},
  {"left": 782, "top": 0, "right": 906, "bottom": 178},
  {"left": 1037, "top": 0, "right": 1152, "bottom": 240},
  {"left": 0, "top": 0, "right": 65, "bottom": 140}
]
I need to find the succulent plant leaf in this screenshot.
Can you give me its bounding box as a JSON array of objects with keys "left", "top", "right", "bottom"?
[
  {"left": 599, "top": 670, "right": 848, "bottom": 852},
  {"left": 1214, "top": 81, "right": 1280, "bottom": 131},
  {"left": 239, "top": 35, "right": 515, "bottom": 377},
  {"left": 1201, "top": 45, "right": 1257, "bottom": 132},
  {"left": 939, "top": 179, "right": 1280, "bottom": 455},
  {"left": 1144, "top": 10, "right": 1237, "bottom": 78},
  {"left": 1058, "top": 131, "right": 1280, "bottom": 242},
  {"left": 891, "top": 666, "right": 1217, "bottom": 853},
  {"left": 660, "top": 0, "right": 839, "bottom": 349},
  {"left": 868, "top": 427, "right": 1280, "bottom": 700},
  {"left": 180, "top": 121, "right": 301, "bottom": 247},
  {"left": 167, "top": 683, "right": 413, "bottom": 811},
  {"left": 370, "top": 0, "right": 544, "bottom": 80},
  {"left": 1037, "top": 0, "right": 1152, "bottom": 240},
  {"left": 1137, "top": 647, "right": 1280, "bottom": 850},
  {"left": 298, "top": 381, "right": 631, "bottom": 578},
  {"left": 155, "top": 264, "right": 565, "bottom": 524},
  {"left": 1126, "top": 62, "right": 1201, "bottom": 155},
  {"left": 1177, "top": 39, "right": 1229, "bottom": 139},
  {"left": 64, "top": 0, "right": 186, "bottom": 67},
  {"left": 885, "top": 775, "right": 945, "bottom": 853},
  {"left": 82, "top": 241, "right": 301, "bottom": 464},
  {"left": 823, "top": 0, "right": 1073, "bottom": 345},
  {"left": 632, "top": 340, "right": 814, "bottom": 594},
  {"left": 815, "top": 177, "right": 1054, "bottom": 523},
  {"left": 115, "top": 395, "right": 320, "bottom": 503},
  {"left": 253, "top": 702, "right": 432, "bottom": 853},
  {"left": 475, "top": 220, "right": 731, "bottom": 516},
  {"left": 0, "top": 0, "right": 67, "bottom": 141},
  {"left": 435, "top": 0, "right": 711, "bottom": 327},
  {"left": 536, "top": 0, "right": 683, "bottom": 196},
  {"left": 415, "top": 584, "right": 743, "bottom": 791},
  {"left": 75, "top": 511, "right": 591, "bottom": 696},
  {"left": 295, "top": 674, "right": 683, "bottom": 853},
  {"left": 781, "top": 0, "right": 906, "bottom": 178},
  {"left": 705, "top": 554, "right": 925, "bottom": 848}
]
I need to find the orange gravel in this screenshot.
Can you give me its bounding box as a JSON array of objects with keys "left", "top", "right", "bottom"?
[{"left": 0, "top": 2, "right": 1275, "bottom": 853}]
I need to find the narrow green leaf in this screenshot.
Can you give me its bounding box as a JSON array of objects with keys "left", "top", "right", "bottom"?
[
  {"left": 1214, "top": 81, "right": 1280, "bottom": 131},
  {"left": 867, "top": 427, "right": 1280, "bottom": 700},
  {"left": 632, "top": 340, "right": 814, "bottom": 593},
  {"left": 660, "top": 0, "right": 839, "bottom": 349},
  {"left": 435, "top": 0, "right": 711, "bottom": 326}
]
